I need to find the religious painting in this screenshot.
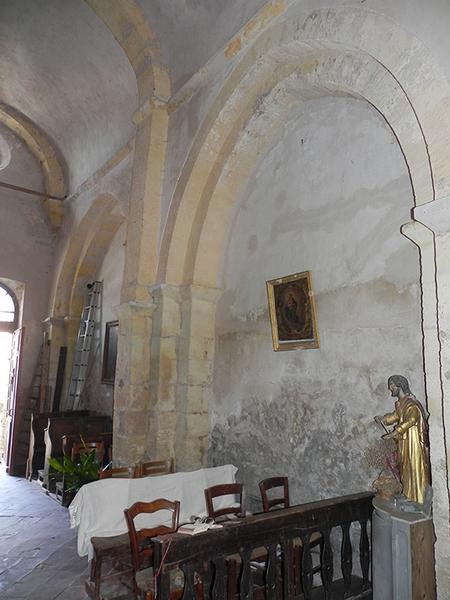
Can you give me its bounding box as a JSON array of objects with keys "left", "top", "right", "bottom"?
[
  {"left": 101, "top": 320, "right": 119, "bottom": 384},
  {"left": 266, "top": 271, "right": 319, "bottom": 351}
]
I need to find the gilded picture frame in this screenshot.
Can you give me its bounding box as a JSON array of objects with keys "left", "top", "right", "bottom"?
[{"left": 266, "top": 270, "right": 319, "bottom": 351}]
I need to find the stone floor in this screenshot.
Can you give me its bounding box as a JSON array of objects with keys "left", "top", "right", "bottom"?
[{"left": 0, "top": 470, "right": 91, "bottom": 599}]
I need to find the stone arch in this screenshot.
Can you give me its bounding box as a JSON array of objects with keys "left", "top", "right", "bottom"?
[
  {"left": 160, "top": 7, "right": 450, "bottom": 287},
  {"left": 84, "top": 0, "right": 171, "bottom": 103},
  {"left": 0, "top": 104, "right": 67, "bottom": 229},
  {"left": 52, "top": 194, "right": 125, "bottom": 320}
]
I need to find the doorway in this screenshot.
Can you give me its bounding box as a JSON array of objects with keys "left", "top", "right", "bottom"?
[{"left": 0, "top": 283, "right": 19, "bottom": 465}]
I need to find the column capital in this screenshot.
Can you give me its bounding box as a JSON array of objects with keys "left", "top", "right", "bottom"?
[
  {"left": 115, "top": 300, "right": 158, "bottom": 319},
  {"left": 413, "top": 196, "right": 450, "bottom": 236},
  {"left": 149, "top": 283, "right": 183, "bottom": 303}
]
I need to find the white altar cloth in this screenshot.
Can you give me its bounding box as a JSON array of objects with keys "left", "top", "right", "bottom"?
[{"left": 69, "top": 464, "right": 237, "bottom": 558}]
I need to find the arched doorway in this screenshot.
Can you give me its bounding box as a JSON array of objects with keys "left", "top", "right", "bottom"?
[{"left": 0, "top": 283, "right": 20, "bottom": 467}]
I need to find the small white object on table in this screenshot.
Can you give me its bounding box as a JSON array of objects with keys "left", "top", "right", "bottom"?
[{"left": 69, "top": 464, "right": 237, "bottom": 559}]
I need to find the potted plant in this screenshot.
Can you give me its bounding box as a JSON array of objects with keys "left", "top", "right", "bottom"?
[{"left": 48, "top": 444, "right": 100, "bottom": 505}]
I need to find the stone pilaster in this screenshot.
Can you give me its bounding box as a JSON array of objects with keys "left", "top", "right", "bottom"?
[
  {"left": 113, "top": 94, "right": 169, "bottom": 463},
  {"left": 175, "top": 284, "right": 220, "bottom": 469},
  {"left": 147, "top": 284, "right": 182, "bottom": 462},
  {"left": 403, "top": 196, "right": 450, "bottom": 595},
  {"left": 112, "top": 301, "right": 157, "bottom": 466}
]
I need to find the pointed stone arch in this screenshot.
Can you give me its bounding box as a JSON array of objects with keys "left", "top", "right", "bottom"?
[
  {"left": 52, "top": 194, "right": 125, "bottom": 320},
  {"left": 155, "top": 7, "right": 450, "bottom": 590},
  {"left": 0, "top": 104, "right": 67, "bottom": 229},
  {"left": 160, "top": 7, "right": 450, "bottom": 287}
]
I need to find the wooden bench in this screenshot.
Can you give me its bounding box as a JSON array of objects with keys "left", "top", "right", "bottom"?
[
  {"left": 26, "top": 410, "right": 89, "bottom": 480},
  {"left": 38, "top": 414, "right": 112, "bottom": 490}
]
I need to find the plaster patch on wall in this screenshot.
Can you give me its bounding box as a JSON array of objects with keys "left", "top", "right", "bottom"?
[{"left": 209, "top": 377, "right": 379, "bottom": 509}]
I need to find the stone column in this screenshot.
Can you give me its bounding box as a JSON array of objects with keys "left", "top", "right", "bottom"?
[
  {"left": 113, "top": 301, "right": 156, "bottom": 465},
  {"left": 402, "top": 198, "right": 450, "bottom": 595},
  {"left": 148, "top": 284, "right": 182, "bottom": 462},
  {"left": 113, "top": 98, "right": 169, "bottom": 464},
  {"left": 175, "top": 284, "right": 220, "bottom": 469}
]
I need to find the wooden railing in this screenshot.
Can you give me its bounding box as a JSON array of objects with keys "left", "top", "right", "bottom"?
[{"left": 153, "top": 491, "right": 374, "bottom": 600}]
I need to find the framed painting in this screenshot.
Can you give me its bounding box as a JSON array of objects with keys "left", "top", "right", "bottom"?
[
  {"left": 266, "top": 271, "right": 319, "bottom": 351},
  {"left": 101, "top": 320, "right": 119, "bottom": 384}
]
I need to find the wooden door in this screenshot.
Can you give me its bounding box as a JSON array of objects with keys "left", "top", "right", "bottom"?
[{"left": 5, "top": 327, "right": 23, "bottom": 473}]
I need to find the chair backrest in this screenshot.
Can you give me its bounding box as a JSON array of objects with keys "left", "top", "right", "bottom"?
[
  {"left": 204, "top": 483, "right": 244, "bottom": 520},
  {"left": 259, "top": 477, "right": 290, "bottom": 512},
  {"left": 99, "top": 465, "right": 138, "bottom": 479},
  {"left": 124, "top": 499, "right": 180, "bottom": 572},
  {"left": 71, "top": 440, "right": 105, "bottom": 465},
  {"left": 137, "top": 458, "right": 174, "bottom": 478}
]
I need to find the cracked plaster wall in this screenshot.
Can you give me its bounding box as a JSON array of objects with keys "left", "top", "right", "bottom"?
[{"left": 209, "top": 96, "right": 424, "bottom": 509}]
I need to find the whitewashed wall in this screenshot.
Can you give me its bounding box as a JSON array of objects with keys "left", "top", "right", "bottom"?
[{"left": 209, "top": 96, "right": 423, "bottom": 506}]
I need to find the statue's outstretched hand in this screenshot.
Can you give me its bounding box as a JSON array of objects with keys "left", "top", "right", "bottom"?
[
  {"left": 374, "top": 415, "right": 383, "bottom": 424},
  {"left": 382, "top": 430, "right": 399, "bottom": 441}
]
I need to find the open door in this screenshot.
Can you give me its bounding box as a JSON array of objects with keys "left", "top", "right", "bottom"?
[{"left": 5, "top": 327, "right": 23, "bottom": 474}]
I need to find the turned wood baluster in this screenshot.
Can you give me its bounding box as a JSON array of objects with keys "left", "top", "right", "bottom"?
[
  {"left": 153, "top": 542, "right": 170, "bottom": 600},
  {"left": 321, "top": 528, "right": 334, "bottom": 598},
  {"left": 340, "top": 523, "right": 352, "bottom": 591},
  {"left": 212, "top": 557, "right": 228, "bottom": 599},
  {"left": 155, "top": 571, "right": 170, "bottom": 599},
  {"left": 181, "top": 562, "right": 196, "bottom": 600},
  {"left": 359, "top": 519, "right": 370, "bottom": 589},
  {"left": 239, "top": 546, "right": 253, "bottom": 600},
  {"left": 300, "top": 534, "right": 313, "bottom": 600},
  {"left": 201, "top": 560, "right": 213, "bottom": 598},
  {"left": 265, "top": 543, "right": 278, "bottom": 600},
  {"left": 281, "top": 538, "right": 295, "bottom": 599}
]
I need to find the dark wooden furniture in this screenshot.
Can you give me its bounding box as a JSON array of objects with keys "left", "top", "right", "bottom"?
[
  {"left": 99, "top": 465, "right": 138, "bottom": 479},
  {"left": 38, "top": 414, "right": 112, "bottom": 489},
  {"left": 62, "top": 432, "right": 112, "bottom": 466},
  {"left": 204, "top": 483, "right": 244, "bottom": 521},
  {"left": 87, "top": 532, "right": 133, "bottom": 600},
  {"left": 137, "top": 459, "right": 174, "bottom": 478},
  {"left": 152, "top": 492, "right": 374, "bottom": 599},
  {"left": 71, "top": 440, "right": 105, "bottom": 464},
  {"left": 259, "top": 476, "right": 290, "bottom": 512},
  {"left": 124, "top": 499, "right": 180, "bottom": 599},
  {"left": 259, "top": 476, "right": 322, "bottom": 585},
  {"left": 26, "top": 410, "right": 89, "bottom": 480}
]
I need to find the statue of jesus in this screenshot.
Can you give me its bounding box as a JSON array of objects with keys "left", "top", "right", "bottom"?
[{"left": 374, "top": 375, "right": 430, "bottom": 505}]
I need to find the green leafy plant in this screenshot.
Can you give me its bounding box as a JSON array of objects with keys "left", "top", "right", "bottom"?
[{"left": 48, "top": 449, "right": 100, "bottom": 493}]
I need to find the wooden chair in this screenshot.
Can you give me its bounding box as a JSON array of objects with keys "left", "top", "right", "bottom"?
[
  {"left": 137, "top": 458, "right": 174, "bottom": 478},
  {"left": 124, "top": 499, "right": 180, "bottom": 599},
  {"left": 88, "top": 532, "right": 133, "bottom": 600},
  {"left": 259, "top": 476, "right": 322, "bottom": 589},
  {"left": 259, "top": 476, "right": 290, "bottom": 512},
  {"left": 71, "top": 440, "right": 105, "bottom": 465},
  {"left": 204, "top": 483, "right": 244, "bottom": 522},
  {"left": 99, "top": 465, "right": 138, "bottom": 479}
]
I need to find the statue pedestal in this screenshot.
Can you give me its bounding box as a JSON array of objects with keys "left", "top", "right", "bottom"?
[{"left": 372, "top": 496, "right": 436, "bottom": 600}]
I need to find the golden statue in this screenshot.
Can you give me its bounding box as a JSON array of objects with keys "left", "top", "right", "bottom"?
[{"left": 374, "top": 375, "right": 430, "bottom": 504}]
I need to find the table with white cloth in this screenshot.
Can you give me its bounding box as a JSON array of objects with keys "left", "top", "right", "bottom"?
[{"left": 69, "top": 464, "right": 237, "bottom": 559}]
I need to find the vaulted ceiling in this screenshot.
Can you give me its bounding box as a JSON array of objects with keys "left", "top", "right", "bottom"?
[
  {"left": 0, "top": 0, "right": 137, "bottom": 194},
  {"left": 0, "top": 0, "right": 270, "bottom": 201}
]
